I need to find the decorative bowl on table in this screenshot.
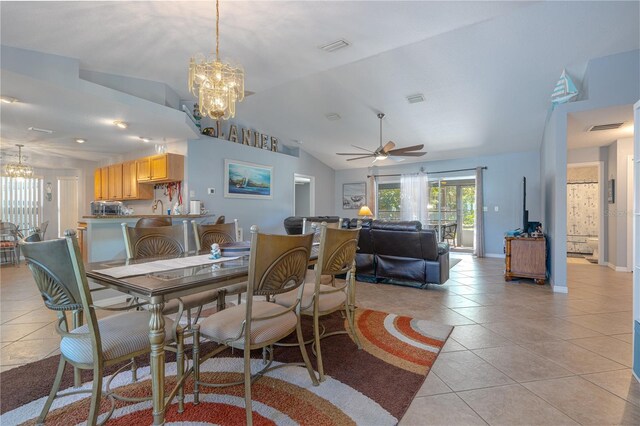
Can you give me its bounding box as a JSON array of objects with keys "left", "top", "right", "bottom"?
[{"left": 220, "top": 241, "right": 251, "bottom": 257}]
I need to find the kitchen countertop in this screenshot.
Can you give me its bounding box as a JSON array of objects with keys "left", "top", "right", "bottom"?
[{"left": 81, "top": 214, "right": 213, "bottom": 219}]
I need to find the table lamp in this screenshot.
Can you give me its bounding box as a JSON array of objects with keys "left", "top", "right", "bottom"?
[{"left": 358, "top": 205, "right": 373, "bottom": 218}]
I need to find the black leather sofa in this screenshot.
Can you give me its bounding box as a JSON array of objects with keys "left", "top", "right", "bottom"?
[
  {"left": 283, "top": 216, "right": 341, "bottom": 235},
  {"left": 284, "top": 217, "right": 450, "bottom": 288}
]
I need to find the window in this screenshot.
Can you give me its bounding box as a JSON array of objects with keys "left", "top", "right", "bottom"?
[
  {"left": 1, "top": 176, "right": 43, "bottom": 229},
  {"left": 377, "top": 182, "right": 401, "bottom": 220}
]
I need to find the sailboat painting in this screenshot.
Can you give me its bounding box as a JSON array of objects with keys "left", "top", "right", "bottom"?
[{"left": 224, "top": 159, "right": 273, "bottom": 199}]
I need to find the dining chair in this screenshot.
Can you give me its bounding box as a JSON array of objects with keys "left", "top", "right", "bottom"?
[
  {"left": 215, "top": 215, "right": 225, "bottom": 224},
  {"left": 135, "top": 217, "right": 172, "bottom": 228},
  {"left": 20, "top": 230, "right": 179, "bottom": 425},
  {"left": 191, "top": 219, "right": 239, "bottom": 250},
  {"left": 0, "top": 222, "right": 20, "bottom": 266},
  {"left": 274, "top": 222, "right": 362, "bottom": 382},
  {"left": 191, "top": 226, "right": 318, "bottom": 425},
  {"left": 191, "top": 219, "right": 246, "bottom": 309},
  {"left": 122, "top": 222, "right": 220, "bottom": 332}
]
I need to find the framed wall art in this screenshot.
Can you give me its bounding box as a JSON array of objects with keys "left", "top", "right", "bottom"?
[
  {"left": 224, "top": 159, "right": 273, "bottom": 199},
  {"left": 342, "top": 182, "right": 366, "bottom": 209}
]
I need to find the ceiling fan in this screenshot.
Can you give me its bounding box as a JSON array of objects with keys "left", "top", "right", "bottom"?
[{"left": 337, "top": 113, "right": 427, "bottom": 162}]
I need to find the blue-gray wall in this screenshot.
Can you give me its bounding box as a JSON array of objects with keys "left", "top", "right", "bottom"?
[
  {"left": 186, "top": 137, "right": 334, "bottom": 234},
  {"left": 541, "top": 49, "right": 640, "bottom": 290},
  {"left": 334, "top": 150, "right": 541, "bottom": 257}
]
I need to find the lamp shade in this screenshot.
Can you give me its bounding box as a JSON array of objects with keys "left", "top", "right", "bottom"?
[{"left": 358, "top": 205, "right": 373, "bottom": 217}]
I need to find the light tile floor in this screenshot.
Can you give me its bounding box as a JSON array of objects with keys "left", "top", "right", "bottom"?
[{"left": 1, "top": 254, "right": 639, "bottom": 425}]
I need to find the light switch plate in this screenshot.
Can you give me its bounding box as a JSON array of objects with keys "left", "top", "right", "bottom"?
[
  {"left": 207, "top": 188, "right": 215, "bottom": 195},
  {"left": 483, "top": 206, "right": 488, "bottom": 212},
  {"left": 494, "top": 206, "right": 499, "bottom": 212}
]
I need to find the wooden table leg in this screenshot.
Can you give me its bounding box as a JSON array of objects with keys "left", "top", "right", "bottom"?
[{"left": 149, "top": 298, "right": 166, "bottom": 425}]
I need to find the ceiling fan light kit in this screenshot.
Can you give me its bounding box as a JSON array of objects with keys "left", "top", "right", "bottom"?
[{"left": 336, "top": 112, "right": 427, "bottom": 162}]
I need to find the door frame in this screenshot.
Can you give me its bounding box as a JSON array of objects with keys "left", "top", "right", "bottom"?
[
  {"left": 628, "top": 155, "right": 634, "bottom": 272},
  {"left": 292, "top": 173, "right": 315, "bottom": 217},
  {"left": 567, "top": 161, "right": 605, "bottom": 265}
]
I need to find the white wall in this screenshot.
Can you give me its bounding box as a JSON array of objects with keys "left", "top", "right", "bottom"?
[
  {"left": 609, "top": 138, "right": 634, "bottom": 269},
  {"left": 334, "top": 150, "right": 541, "bottom": 257}
]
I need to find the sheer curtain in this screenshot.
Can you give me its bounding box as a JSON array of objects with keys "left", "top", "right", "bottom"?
[
  {"left": 474, "top": 167, "right": 485, "bottom": 257},
  {"left": 400, "top": 173, "right": 429, "bottom": 224}
]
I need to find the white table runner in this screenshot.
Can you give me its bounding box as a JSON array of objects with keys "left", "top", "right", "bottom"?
[{"left": 94, "top": 254, "right": 240, "bottom": 279}]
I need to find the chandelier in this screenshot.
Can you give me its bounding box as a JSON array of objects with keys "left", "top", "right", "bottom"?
[
  {"left": 4, "top": 144, "right": 34, "bottom": 179},
  {"left": 188, "top": 0, "right": 244, "bottom": 120}
]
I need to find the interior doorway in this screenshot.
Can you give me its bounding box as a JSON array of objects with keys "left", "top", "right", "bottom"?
[
  {"left": 293, "top": 174, "right": 315, "bottom": 217},
  {"left": 58, "top": 176, "right": 78, "bottom": 238}
]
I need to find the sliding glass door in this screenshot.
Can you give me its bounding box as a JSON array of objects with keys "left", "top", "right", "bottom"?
[{"left": 427, "top": 178, "right": 475, "bottom": 250}]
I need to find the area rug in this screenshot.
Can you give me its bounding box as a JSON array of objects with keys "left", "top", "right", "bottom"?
[{"left": 0, "top": 309, "right": 452, "bottom": 425}]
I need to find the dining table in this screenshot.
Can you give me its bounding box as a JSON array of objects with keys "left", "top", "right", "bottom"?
[{"left": 85, "top": 246, "right": 319, "bottom": 425}]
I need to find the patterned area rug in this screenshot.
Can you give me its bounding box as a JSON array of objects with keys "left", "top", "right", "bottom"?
[{"left": 0, "top": 309, "right": 452, "bottom": 425}]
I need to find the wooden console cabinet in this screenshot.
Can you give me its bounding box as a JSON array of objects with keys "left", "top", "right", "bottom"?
[{"left": 504, "top": 236, "right": 546, "bottom": 284}]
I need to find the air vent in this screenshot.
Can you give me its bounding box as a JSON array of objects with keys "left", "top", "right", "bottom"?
[
  {"left": 588, "top": 122, "right": 625, "bottom": 132},
  {"left": 319, "top": 39, "right": 350, "bottom": 52},
  {"left": 406, "top": 93, "right": 425, "bottom": 104},
  {"left": 325, "top": 113, "right": 341, "bottom": 121}
]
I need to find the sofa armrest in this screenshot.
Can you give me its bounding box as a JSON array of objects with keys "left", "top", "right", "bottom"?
[{"left": 438, "top": 242, "right": 449, "bottom": 255}]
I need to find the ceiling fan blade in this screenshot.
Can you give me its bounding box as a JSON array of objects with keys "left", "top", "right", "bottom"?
[
  {"left": 387, "top": 144, "right": 425, "bottom": 154},
  {"left": 351, "top": 144, "right": 375, "bottom": 153},
  {"left": 389, "top": 151, "right": 427, "bottom": 157},
  {"left": 337, "top": 152, "right": 375, "bottom": 156},
  {"left": 381, "top": 141, "right": 396, "bottom": 153},
  {"left": 346, "top": 155, "right": 375, "bottom": 161}
]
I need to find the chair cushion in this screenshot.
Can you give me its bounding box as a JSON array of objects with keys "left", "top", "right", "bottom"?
[
  {"left": 60, "top": 311, "right": 174, "bottom": 364},
  {"left": 162, "top": 289, "right": 220, "bottom": 315},
  {"left": 274, "top": 283, "right": 347, "bottom": 314},
  {"left": 199, "top": 301, "right": 296, "bottom": 348},
  {"left": 0, "top": 241, "right": 16, "bottom": 247}
]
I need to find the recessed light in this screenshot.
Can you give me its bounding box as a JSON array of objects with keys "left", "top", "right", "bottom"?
[
  {"left": 1, "top": 96, "right": 17, "bottom": 104},
  {"left": 325, "top": 113, "right": 341, "bottom": 121},
  {"left": 113, "top": 120, "right": 128, "bottom": 129},
  {"left": 75, "top": 138, "right": 86, "bottom": 144},
  {"left": 139, "top": 137, "right": 151, "bottom": 143},
  {"left": 406, "top": 93, "right": 425, "bottom": 104},
  {"left": 28, "top": 126, "right": 54, "bottom": 134}
]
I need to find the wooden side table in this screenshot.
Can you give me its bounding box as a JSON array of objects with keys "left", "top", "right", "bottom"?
[{"left": 504, "top": 236, "right": 546, "bottom": 284}]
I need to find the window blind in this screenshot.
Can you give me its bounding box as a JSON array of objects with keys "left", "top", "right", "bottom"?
[{"left": 1, "top": 176, "right": 43, "bottom": 229}]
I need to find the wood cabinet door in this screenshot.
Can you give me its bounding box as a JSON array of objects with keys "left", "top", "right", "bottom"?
[
  {"left": 100, "top": 167, "right": 109, "bottom": 200},
  {"left": 109, "top": 164, "right": 123, "bottom": 199},
  {"left": 511, "top": 239, "right": 545, "bottom": 275},
  {"left": 150, "top": 154, "right": 168, "bottom": 180},
  {"left": 94, "top": 169, "right": 102, "bottom": 200},
  {"left": 137, "top": 158, "right": 151, "bottom": 181},
  {"left": 122, "top": 161, "right": 137, "bottom": 198}
]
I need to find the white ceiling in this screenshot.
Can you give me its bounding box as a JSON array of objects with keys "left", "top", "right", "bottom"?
[
  {"left": 567, "top": 105, "right": 635, "bottom": 150},
  {"left": 1, "top": 1, "right": 638, "bottom": 169}
]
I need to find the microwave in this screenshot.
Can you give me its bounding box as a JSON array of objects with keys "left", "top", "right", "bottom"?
[{"left": 91, "top": 201, "right": 124, "bottom": 216}]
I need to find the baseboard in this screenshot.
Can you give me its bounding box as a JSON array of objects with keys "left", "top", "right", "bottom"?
[
  {"left": 607, "top": 262, "right": 631, "bottom": 272},
  {"left": 552, "top": 285, "right": 568, "bottom": 294},
  {"left": 485, "top": 253, "right": 506, "bottom": 259}
]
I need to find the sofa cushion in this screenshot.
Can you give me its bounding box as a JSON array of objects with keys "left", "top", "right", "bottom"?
[
  {"left": 284, "top": 216, "right": 341, "bottom": 235},
  {"left": 371, "top": 220, "right": 422, "bottom": 231}
]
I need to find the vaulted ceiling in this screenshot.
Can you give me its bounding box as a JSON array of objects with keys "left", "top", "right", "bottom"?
[{"left": 1, "top": 1, "right": 638, "bottom": 169}]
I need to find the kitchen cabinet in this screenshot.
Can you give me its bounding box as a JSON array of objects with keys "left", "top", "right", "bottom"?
[
  {"left": 136, "top": 153, "right": 184, "bottom": 183},
  {"left": 122, "top": 160, "right": 153, "bottom": 200},
  {"left": 108, "top": 163, "right": 123, "bottom": 200},
  {"left": 94, "top": 167, "right": 110, "bottom": 200}
]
